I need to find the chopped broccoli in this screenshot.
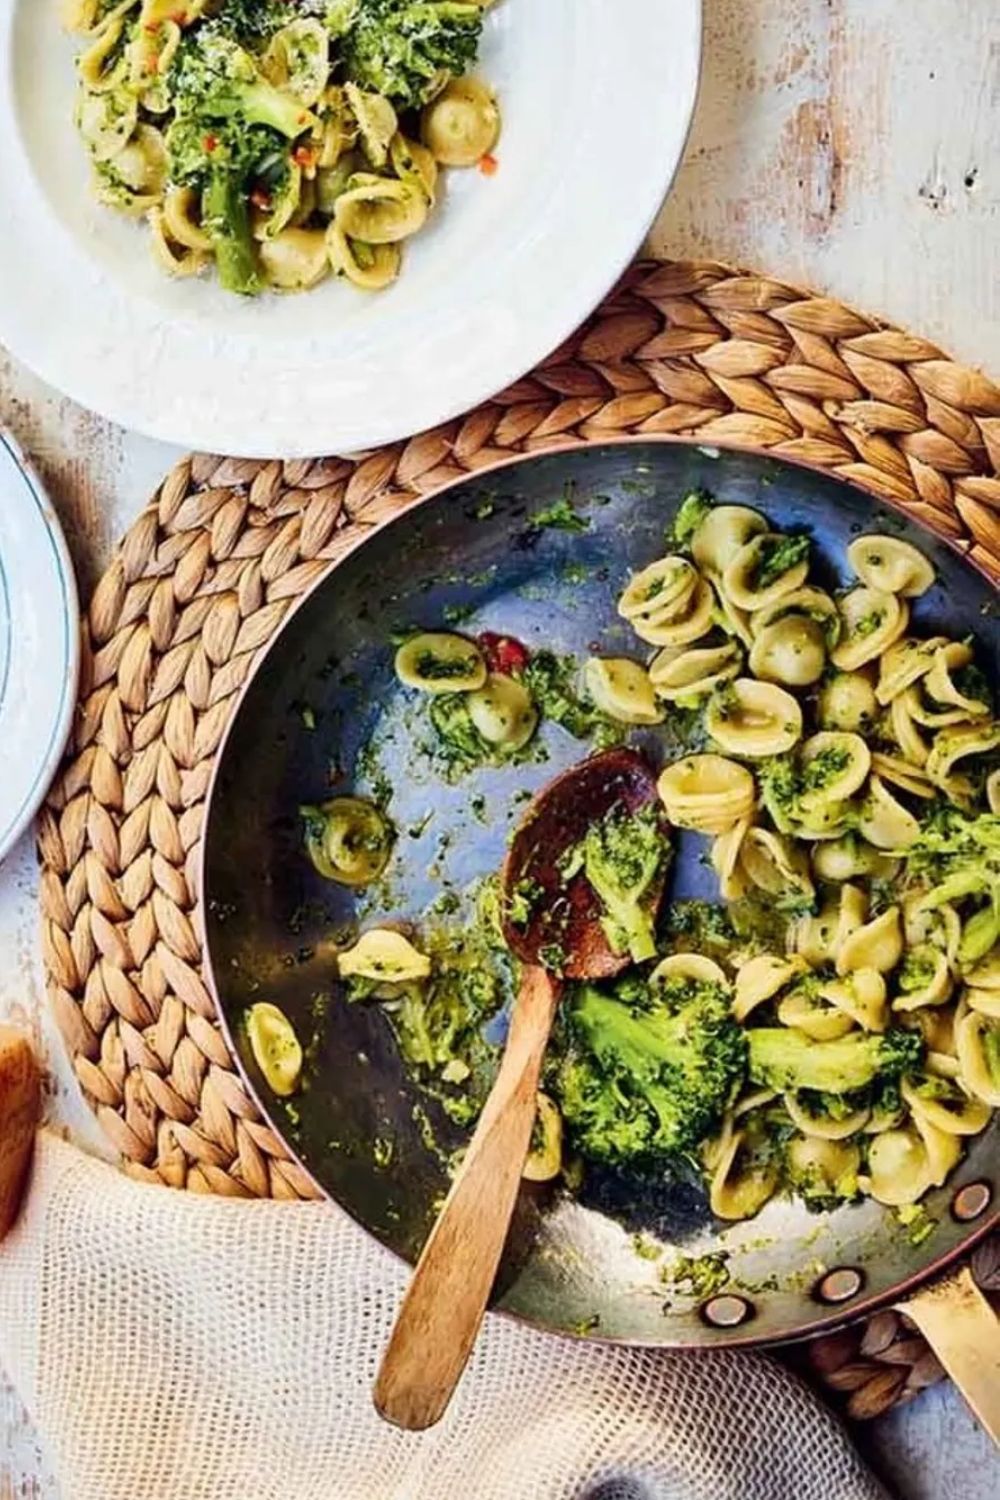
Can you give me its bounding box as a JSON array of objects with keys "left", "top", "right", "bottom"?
[
  {"left": 747, "top": 1026, "right": 923, "bottom": 1094},
  {"left": 167, "top": 33, "right": 317, "bottom": 294},
  {"left": 582, "top": 804, "right": 670, "bottom": 963},
  {"left": 522, "top": 650, "right": 625, "bottom": 747},
  {"left": 905, "top": 808, "right": 1000, "bottom": 964},
  {"left": 671, "top": 488, "right": 714, "bottom": 547},
  {"left": 556, "top": 977, "right": 746, "bottom": 1167},
  {"left": 340, "top": 0, "right": 484, "bottom": 109}
]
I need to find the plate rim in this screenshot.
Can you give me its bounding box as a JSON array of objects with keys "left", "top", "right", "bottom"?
[
  {"left": 199, "top": 432, "right": 999, "bottom": 1350},
  {"left": 0, "top": 0, "right": 703, "bottom": 457},
  {"left": 0, "top": 425, "right": 80, "bottom": 863}
]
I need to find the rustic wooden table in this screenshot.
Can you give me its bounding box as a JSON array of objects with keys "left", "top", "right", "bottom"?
[{"left": 2, "top": 0, "right": 999, "bottom": 1493}]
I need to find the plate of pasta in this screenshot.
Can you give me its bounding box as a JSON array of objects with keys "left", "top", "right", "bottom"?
[
  {"left": 202, "top": 438, "right": 1000, "bottom": 1359},
  {"left": 0, "top": 0, "right": 700, "bottom": 456}
]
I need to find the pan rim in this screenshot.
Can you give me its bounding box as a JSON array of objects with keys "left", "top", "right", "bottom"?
[{"left": 199, "top": 432, "right": 1000, "bottom": 1350}]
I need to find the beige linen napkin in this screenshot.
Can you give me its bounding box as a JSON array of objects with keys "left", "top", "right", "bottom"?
[{"left": 0, "top": 1133, "right": 887, "bottom": 1500}]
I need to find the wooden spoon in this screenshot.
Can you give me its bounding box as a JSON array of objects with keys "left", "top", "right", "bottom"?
[{"left": 373, "top": 747, "right": 666, "bottom": 1430}]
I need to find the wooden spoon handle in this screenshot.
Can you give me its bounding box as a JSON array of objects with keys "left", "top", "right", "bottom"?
[{"left": 373, "top": 964, "right": 560, "bottom": 1431}]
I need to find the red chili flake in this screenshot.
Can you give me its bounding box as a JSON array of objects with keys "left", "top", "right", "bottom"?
[
  {"left": 203, "top": 134, "right": 218, "bottom": 153},
  {"left": 478, "top": 633, "right": 529, "bottom": 676},
  {"left": 293, "top": 145, "right": 316, "bottom": 169},
  {"left": 478, "top": 153, "right": 499, "bottom": 176},
  {"left": 250, "top": 186, "right": 272, "bottom": 211}
]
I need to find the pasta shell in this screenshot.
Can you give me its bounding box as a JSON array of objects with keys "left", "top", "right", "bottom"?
[
  {"left": 705, "top": 678, "right": 802, "bottom": 758},
  {"left": 902, "top": 1076, "right": 991, "bottom": 1136},
  {"left": 863, "top": 1129, "right": 935, "bottom": 1205},
  {"left": 691, "top": 505, "right": 767, "bottom": 577},
  {"left": 337, "top": 929, "right": 431, "bottom": 983},
  {"left": 618, "top": 557, "right": 697, "bottom": 623},
  {"left": 817, "top": 670, "right": 878, "bottom": 734},
  {"left": 708, "top": 1128, "right": 779, "bottom": 1221},
  {"left": 126, "top": 17, "right": 180, "bottom": 107},
  {"left": 162, "top": 185, "right": 212, "bottom": 250},
  {"left": 926, "top": 722, "right": 1000, "bottom": 803},
  {"left": 966, "top": 986, "right": 1000, "bottom": 1019},
  {"left": 811, "top": 835, "right": 897, "bottom": 883},
  {"left": 149, "top": 207, "right": 210, "bottom": 277},
  {"left": 889, "top": 690, "right": 931, "bottom": 766},
  {"left": 522, "top": 1094, "right": 562, "bottom": 1182},
  {"left": 911, "top": 1113, "right": 962, "bottom": 1185},
  {"left": 259, "top": 227, "right": 330, "bottom": 291},
  {"left": 819, "top": 968, "right": 888, "bottom": 1032},
  {"left": 651, "top": 954, "right": 729, "bottom": 988},
  {"left": 784, "top": 1095, "right": 869, "bottom": 1141},
  {"left": 988, "top": 768, "right": 1000, "bottom": 815},
  {"left": 335, "top": 174, "right": 428, "bottom": 244},
  {"left": 847, "top": 534, "right": 936, "bottom": 597},
  {"left": 394, "top": 632, "right": 486, "bottom": 692},
  {"left": 631, "top": 578, "right": 715, "bottom": 648},
  {"left": 584, "top": 657, "right": 664, "bottom": 725},
  {"left": 751, "top": 586, "right": 841, "bottom": 646},
  {"left": 657, "top": 754, "right": 755, "bottom": 835},
  {"left": 77, "top": 16, "right": 127, "bottom": 92},
  {"left": 739, "top": 827, "right": 813, "bottom": 903},
  {"left": 956, "top": 1010, "right": 1000, "bottom": 1107},
  {"left": 390, "top": 133, "right": 439, "bottom": 204},
  {"left": 875, "top": 636, "right": 948, "bottom": 706},
  {"left": 722, "top": 532, "right": 811, "bottom": 611},
  {"left": 648, "top": 641, "right": 742, "bottom": 702},
  {"left": 261, "top": 18, "right": 330, "bottom": 107},
  {"left": 246, "top": 1003, "right": 302, "bottom": 1097},
  {"left": 830, "top": 587, "right": 908, "bottom": 672},
  {"left": 76, "top": 85, "right": 138, "bottom": 162},
  {"left": 778, "top": 985, "right": 855, "bottom": 1041},
  {"left": 345, "top": 82, "right": 398, "bottom": 168},
  {"left": 892, "top": 944, "right": 953, "bottom": 1011},
  {"left": 421, "top": 76, "right": 500, "bottom": 167},
  {"left": 923, "top": 642, "right": 991, "bottom": 719},
  {"left": 903, "top": 894, "right": 962, "bottom": 965},
  {"left": 326, "top": 224, "right": 401, "bottom": 289},
  {"left": 859, "top": 775, "right": 920, "bottom": 850},
  {"left": 836, "top": 907, "right": 903, "bottom": 977},
  {"left": 869, "top": 753, "right": 935, "bottom": 800},
  {"left": 301, "top": 797, "right": 394, "bottom": 887},
  {"left": 733, "top": 954, "right": 806, "bottom": 1021},
  {"left": 964, "top": 952, "right": 1000, "bottom": 990},
  {"left": 710, "top": 817, "right": 751, "bottom": 901},
  {"left": 466, "top": 674, "right": 537, "bottom": 749},
  {"left": 710, "top": 579, "right": 755, "bottom": 649},
  {"left": 798, "top": 731, "right": 871, "bottom": 811},
  {"left": 749, "top": 615, "right": 826, "bottom": 687}
]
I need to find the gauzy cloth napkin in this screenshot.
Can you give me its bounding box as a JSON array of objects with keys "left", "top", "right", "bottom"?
[{"left": 0, "top": 1133, "right": 888, "bottom": 1500}]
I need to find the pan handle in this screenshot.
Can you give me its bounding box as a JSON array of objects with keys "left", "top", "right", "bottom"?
[{"left": 897, "top": 1265, "right": 1000, "bottom": 1445}]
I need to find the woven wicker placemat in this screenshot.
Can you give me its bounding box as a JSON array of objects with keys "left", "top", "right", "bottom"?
[{"left": 37, "top": 257, "right": 1000, "bottom": 1418}]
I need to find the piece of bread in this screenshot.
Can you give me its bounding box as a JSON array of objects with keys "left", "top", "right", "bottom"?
[{"left": 0, "top": 1025, "right": 40, "bottom": 1241}]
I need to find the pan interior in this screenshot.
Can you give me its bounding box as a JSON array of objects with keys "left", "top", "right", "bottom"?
[{"left": 203, "top": 441, "right": 999, "bottom": 1345}]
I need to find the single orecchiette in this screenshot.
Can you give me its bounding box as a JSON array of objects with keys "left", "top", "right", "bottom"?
[{"left": 847, "top": 534, "right": 936, "bottom": 597}]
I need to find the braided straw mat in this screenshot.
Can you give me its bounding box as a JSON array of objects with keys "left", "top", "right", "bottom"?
[{"left": 37, "top": 258, "right": 1000, "bottom": 1421}]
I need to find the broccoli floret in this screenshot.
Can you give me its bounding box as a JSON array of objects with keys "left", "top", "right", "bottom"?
[
  {"left": 556, "top": 977, "right": 747, "bottom": 1167},
  {"left": 747, "top": 1026, "right": 923, "bottom": 1094},
  {"left": 340, "top": 0, "right": 484, "bottom": 108},
  {"left": 168, "top": 33, "right": 317, "bottom": 294},
  {"left": 581, "top": 805, "right": 670, "bottom": 963}
]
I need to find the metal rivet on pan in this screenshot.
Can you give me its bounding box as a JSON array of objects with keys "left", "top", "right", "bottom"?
[
  {"left": 815, "top": 1267, "right": 864, "bottom": 1304},
  {"left": 701, "top": 1294, "right": 754, "bottom": 1328},
  {"left": 952, "top": 1181, "right": 992, "bottom": 1222}
]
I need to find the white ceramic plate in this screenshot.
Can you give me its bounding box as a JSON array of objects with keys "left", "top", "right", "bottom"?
[
  {"left": 0, "top": 428, "right": 79, "bottom": 863},
  {"left": 0, "top": 0, "right": 701, "bottom": 458}
]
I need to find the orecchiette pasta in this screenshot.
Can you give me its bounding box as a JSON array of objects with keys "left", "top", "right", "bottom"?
[
  {"left": 657, "top": 754, "right": 755, "bottom": 834},
  {"left": 830, "top": 587, "right": 908, "bottom": 672},
  {"left": 722, "top": 532, "right": 811, "bottom": 611},
  {"left": 706, "top": 678, "right": 802, "bottom": 758},
  {"left": 691, "top": 505, "right": 767, "bottom": 576},
  {"left": 847, "top": 535, "right": 936, "bottom": 598},
  {"left": 584, "top": 658, "right": 664, "bottom": 726}
]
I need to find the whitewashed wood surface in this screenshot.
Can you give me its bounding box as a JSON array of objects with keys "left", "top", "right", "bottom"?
[{"left": 2, "top": 0, "right": 1000, "bottom": 1493}]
